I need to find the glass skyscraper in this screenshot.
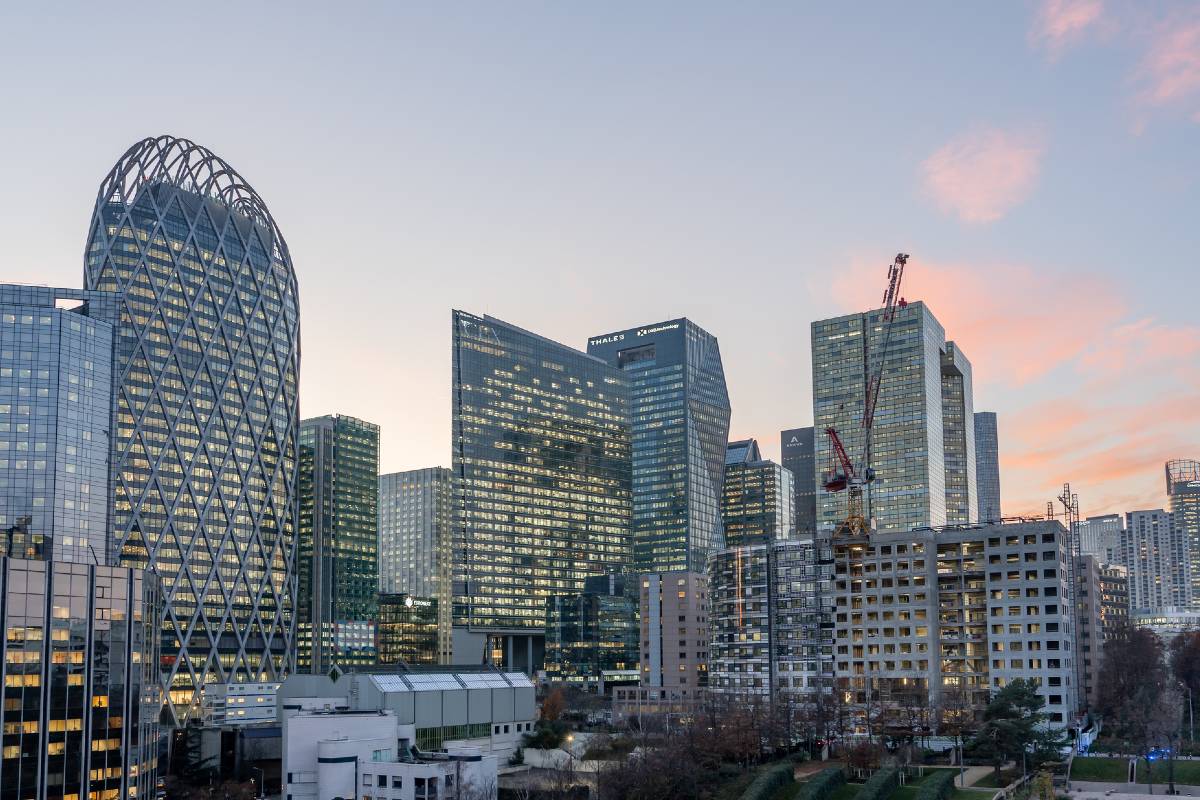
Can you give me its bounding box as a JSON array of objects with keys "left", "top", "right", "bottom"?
[
  {"left": 85, "top": 136, "right": 301, "bottom": 724},
  {"left": 544, "top": 574, "right": 640, "bottom": 688},
  {"left": 376, "top": 593, "right": 440, "bottom": 666},
  {"left": 587, "top": 319, "right": 731, "bottom": 573},
  {"left": 0, "top": 286, "right": 118, "bottom": 564},
  {"left": 298, "top": 415, "right": 380, "bottom": 672},
  {"left": 811, "top": 302, "right": 976, "bottom": 536},
  {"left": 1166, "top": 460, "right": 1200, "bottom": 606},
  {"left": 452, "top": 311, "right": 632, "bottom": 671},
  {"left": 781, "top": 427, "right": 818, "bottom": 540},
  {"left": 973, "top": 411, "right": 1001, "bottom": 523},
  {"left": 721, "top": 438, "right": 795, "bottom": 547}
]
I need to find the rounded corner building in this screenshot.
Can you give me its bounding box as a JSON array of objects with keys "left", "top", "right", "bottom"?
[{"left": 84, "top": 135, "right": 300, "bottom": 725}]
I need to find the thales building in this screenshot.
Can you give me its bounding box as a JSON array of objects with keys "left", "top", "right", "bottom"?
[
  {"left": 84, "top": 136, "right": 301, "bottom": 725},
  {"left": 587, "top": 319, "right": 730, "bottom": 574}
]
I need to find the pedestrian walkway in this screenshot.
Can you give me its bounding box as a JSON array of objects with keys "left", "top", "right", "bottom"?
[{"left": 1068, "top": 780, "right": 1200, "bottom": 797}]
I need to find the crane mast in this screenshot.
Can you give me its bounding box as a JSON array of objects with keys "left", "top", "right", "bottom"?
[{"left": 822, "top": 253, "right": 909, "bottom": 537}]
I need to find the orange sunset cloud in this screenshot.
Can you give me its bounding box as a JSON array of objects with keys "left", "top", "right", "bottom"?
[{"left": 920, "top": 128, "right": 1046, "bottom": 223}]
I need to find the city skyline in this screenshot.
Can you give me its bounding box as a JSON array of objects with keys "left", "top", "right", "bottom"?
[{"left": 2, "top": 3, "right": 1198, "bottom": 520}]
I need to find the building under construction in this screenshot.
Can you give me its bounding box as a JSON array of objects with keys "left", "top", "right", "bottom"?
[{"left": 831, "top": 519, "right": 1079, "bottom": 736}]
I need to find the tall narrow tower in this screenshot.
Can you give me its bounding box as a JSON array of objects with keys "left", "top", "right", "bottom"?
[{"left": 84, "top": 136, "right": 300, "bottom": 725}]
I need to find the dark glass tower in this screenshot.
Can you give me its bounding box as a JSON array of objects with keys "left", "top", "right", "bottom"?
[
  {"left": 974, "top": 412, "right": 1001, "bottom": 523},
  {"left": 781, "top": 427, "right": 817, "bottom": 540},
  {"left": 298, "top": 415, "right": 380, "bottom": 672},
  {"left": 452, "top": 311, "right": 632, "bottom": 671},
  {"left": 85, "top": 136, "right": 300, "bottom": 725},
  {"left": 722, "top": 438, "right": 795, "bottom": 547},
  {"left": 587, "top": 319, "right": 731, "bottom": 573}
]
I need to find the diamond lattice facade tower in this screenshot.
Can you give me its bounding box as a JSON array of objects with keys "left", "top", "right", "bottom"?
[
  {"left": 811, "top": 302, "right": 976, "bottom": 536},
  {"left": 587, "top": 319, "right": 731, "bottom": 573},
  {"left": 84, "top": 136, "right": 300, "bottom": 725},
  {"left": 452, "top": 311, "right": 632, "bottom": 671},
  {"left": 298, "top": 415, "right": 380, "bottom": 673}
]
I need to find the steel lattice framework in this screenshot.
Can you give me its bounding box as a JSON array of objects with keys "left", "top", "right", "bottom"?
[{"left": 84, "top": 135, "right": 300, "bottom": 726}]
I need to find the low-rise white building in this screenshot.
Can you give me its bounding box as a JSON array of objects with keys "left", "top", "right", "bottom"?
[
  {"left": 201, "top": 682, "right": 281, "bottom": 726},
  {"left": 284, "top": 709, "right": 497, "bottom": 800},
  {"left": 278, "top": 667, "right": 536, "bottom": 760}
]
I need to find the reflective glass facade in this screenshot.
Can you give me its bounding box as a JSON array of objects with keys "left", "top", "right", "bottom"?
[
  {"left": 1167, "top": 460, "right": 1200, "bottom": 606},
  {"left": 378, "top": 468, "right": 453, "bottom": 663},
  {"left": 451, "top": 311, "right": 632, "bottom": 671},
  {"left": 781, "top": 427, "right": 817, "bottom": 540},
  {"left": 973, "top": 412, "right": 1001, "bottom": 523},
  {"left": 940, "top": 342, "right": 976, "bottom": 525},
  {"left": 721, "top": 439, "right": 794, "bottom": 547},
  {"left": 0, "top": 557, "right": 159, "bottom": 800},
  {"left": 587, "top": 319, "right": 731, "bottom": 573},
  {"left": 84, "top": 136, "right": 300, "bottom": 724},
  {"left": 811, "top": 302, "right": 975, "bottom": 535},
  {"left": 376, "top": 594, "right": 440, "bottom": 666},
  {"left": 544, "top": 574, "right": 639, "bottom": 685},
  {"left": 298, "top": 415, "right": 380, "bottom": 672},
  {"left": 0, "top": 286, "right": 117, "bottom": 565}
]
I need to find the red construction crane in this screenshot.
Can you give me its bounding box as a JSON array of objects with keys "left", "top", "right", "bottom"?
[{"left": 822, "top": 252, "right": 909, "bottom": 536}]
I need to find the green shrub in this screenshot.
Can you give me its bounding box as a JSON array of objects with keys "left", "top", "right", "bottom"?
[
  {"left": 740, "top": 763, "right": 795, "bottom": 800},
  {"left": 858, "top": 768, "right": 899, "bottom": 800},
  {"left": 795, "top": 768, "right": 847, "bottom": 800},
  {"left": 915, "top": 770, "right": 957, "bottom": 800}
]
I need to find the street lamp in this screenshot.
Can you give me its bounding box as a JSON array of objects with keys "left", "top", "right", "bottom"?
[{"left": 249, "top": 767, "right": 264, "bottom": 800}]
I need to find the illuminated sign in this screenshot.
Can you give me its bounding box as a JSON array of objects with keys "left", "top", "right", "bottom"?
[
  {"left": 404, "top": 596, "right": 433, "bottom": 608},
  {"left": 636, "top": 323, "right": 680, "bottom": 337},
  {"left": 589, "top": 333, "right": 625, "bottom": 347}
]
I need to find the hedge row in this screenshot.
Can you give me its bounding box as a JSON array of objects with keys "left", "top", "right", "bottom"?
[
  {"left": 740, "top": 763, "right": 795, "bottom": 800},
  {"left": 794, "top": 768, "right": 847, "bottom": 800},
  {"left": 916, "top": 769, "right": 958, "bottom": 800},
  {"left": 858, "top": 768, "right": 899, "bottom": 800}
]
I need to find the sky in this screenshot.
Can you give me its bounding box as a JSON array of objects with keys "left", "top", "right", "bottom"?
[{"left": 0, "top": 1, "right": 1197, "bottom": 520}]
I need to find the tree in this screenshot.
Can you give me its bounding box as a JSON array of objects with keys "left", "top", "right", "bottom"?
[
  {"left": 969, "top": 679, "right": 1067, "bottom": 783},
  {"left": 1097, "top": 623, "right": 1166, "bottom": 729},
  {"left": 1170, "top": 629, "right": 1200, "bottom": 740},
  {"left": 541, "top": 687, "right": 566, "bottom": 722}
]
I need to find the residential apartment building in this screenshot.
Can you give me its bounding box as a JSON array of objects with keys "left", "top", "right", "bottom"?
[
  {"left": 1167, "top": 460, "right": 1200, "bottom": 605},
  {"left": 1120, "top": 509, "right": 1188, "bottom": 612},
  {"left": 708, "top": 539, "right": 834, "bottom": 699},
  {"left": 832, "top": 521, "right": 1078, "bottom": 733}
]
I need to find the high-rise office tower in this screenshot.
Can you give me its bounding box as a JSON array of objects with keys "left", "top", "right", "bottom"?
[
  {"left": 376, "top": 593, "right": 440, "bottom": 666},
  {"left": 941, "top": 343, "right": 976, "bottom": 525},
  {"left": 973, "top": 412, "right": 1001, "bottom": 522},
  {"left": 0, "top": 286, "right": 161, "bottom": 794},
  {"left": 1167, "top": 460, "right": 1200, "bottom": 605},
  {"left": 0, "top": 285, "right": 118, "bottom": 563},
  {"left": 781, "top": 427, "right": 818, "bottom": 540},
  {"left": 587, "top": 319, "right": 731, "bottom": 573},
  {"left": 812, "top": 302, "right": 976, "bottom": 535},
  {"left": 85, "top": 136, "right": 301, "bottom": 724},
  {"left": 721, "top": 438, "right": 795, "bottom": 547},
  {"left": 1078, "top": 514, "right": 1122, "bottom": 563},
  {"left": 298, "top": 415, "right": 380, "bottom": 672},
  {"left": 379, "top": 468, "right": 454, "bottom": 663},
  {"left": 1120, "top": 509, "right": 1187, "bottom": 612},
  {"left": 452, "top": 311, "right": 632, "bottom": 671}
]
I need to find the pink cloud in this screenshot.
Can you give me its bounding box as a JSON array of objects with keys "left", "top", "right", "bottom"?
[
  {"left": 920, "top": 128, "right": 1046, "bottom": 223},
  {"left": 1137, "top": 16, "right": 1200, "bottom": 106},
  {"left": 1030, "top": 0, "right": 1104, "bottom": 57}
]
